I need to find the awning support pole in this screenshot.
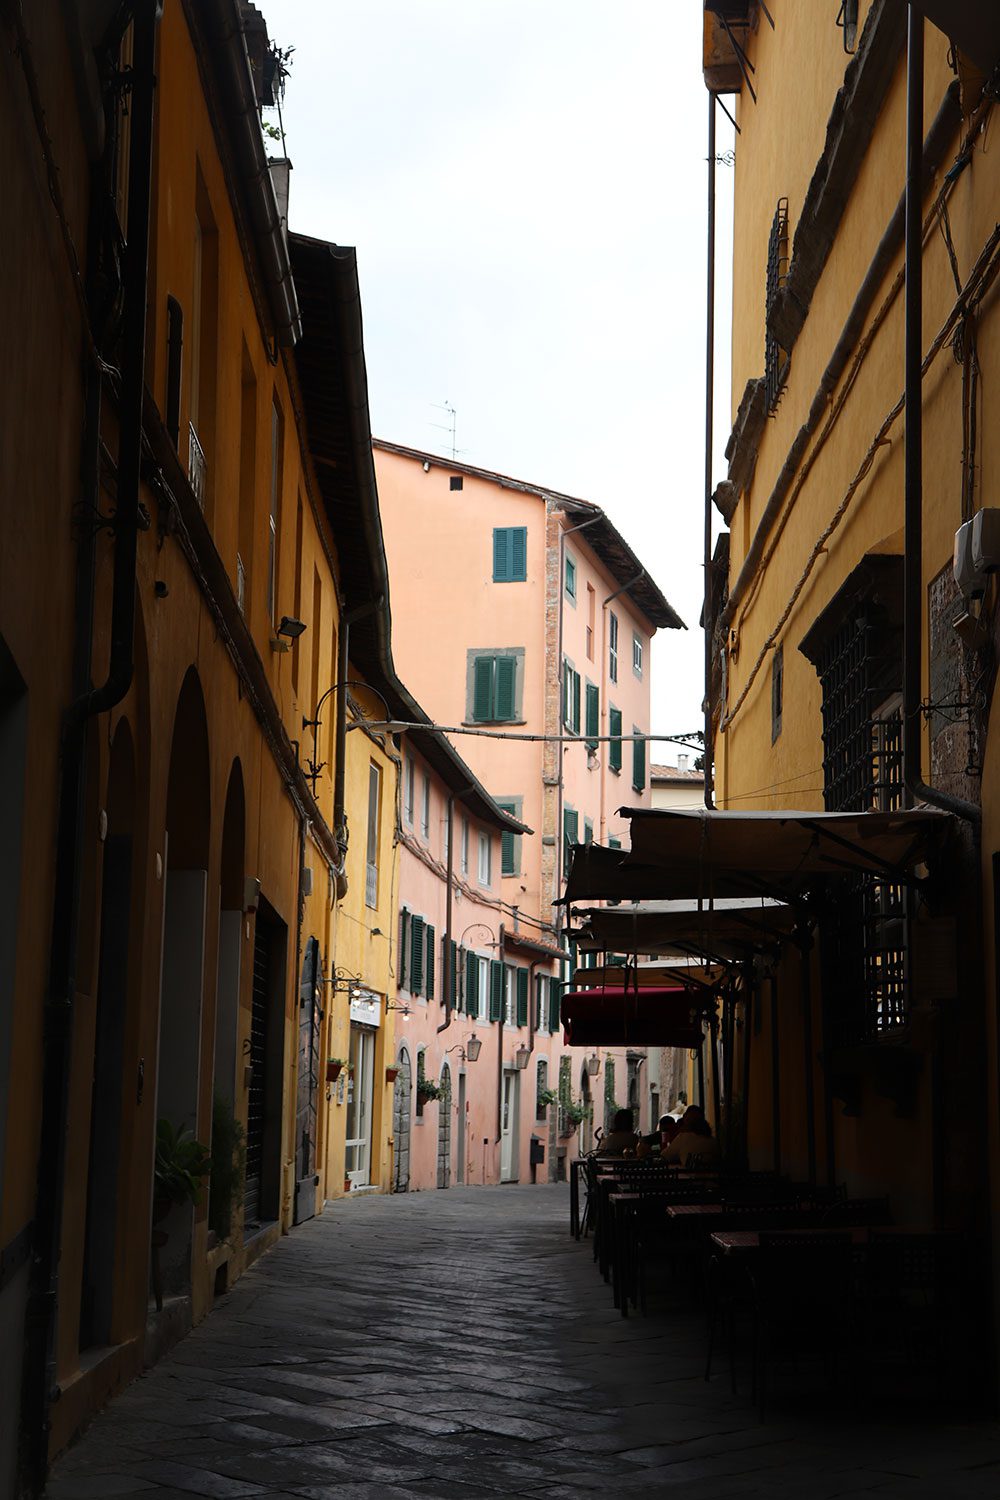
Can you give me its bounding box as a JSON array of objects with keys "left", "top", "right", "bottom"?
[
  {"left": 697, "top": 1036, "right": 706, "bottom": 1113},
  {"left": 770, "top": 973, "right": 781, "bottom": 1174},
  {"left": 800, "top": 936, "right": 817, "bottom": 1186},
  {"left": 742, "top": 965, "right": 754, "bottom": 1170},
  {"left": 710, "top": 1003, "right": 722, "bottom": 1136}
]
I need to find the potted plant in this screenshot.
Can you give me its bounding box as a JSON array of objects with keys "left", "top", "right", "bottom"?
[
  {"left": 208, "top": 1094, "right": 246, "bottom": 1243},
  {"left": 386, "top": 1064, "right": 400, "bottom": 1084},
  {"left": 559, "top": 1099, "right": 588, "bottom": 1137},
  {"left": 537, "top": 1087, "right": 559, "bottom": 1113},
  {"left": 326, "top": 1056, "right": 347, "bottom": 1082},
  {"left": 416, "top": 1077, "right": 443, "bottom": 1104},
  {"left": 153, "top": 1119, "right": 211, "bottom": 1223}
]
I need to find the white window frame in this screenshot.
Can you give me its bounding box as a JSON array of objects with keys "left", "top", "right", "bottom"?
[
  {"left": 504, "top": 966, "right": 515, "bottom": 1028},
  {"left": 461, "top": 816, "right": 469, "bottom": 876},
  {"left": 632, "top": 632, "right": 643, "bottom": 678},
  {"left": 477, "top": 831, "right": 491, "bottom": 887},
  {"left": 421, "top": 772, "right": 431, "bottom": 841},
  {"left": 537, "top": 975, "right": 549, "bottom": 1035},
  {"left": 609, "top": 611, "right": 619, "bottom": 683},
  {"left": 403, "top": 757, "right": 415, "bottom": 826},
  {"left": 476, "top": 956, "right": 490, "bottom": 1021}
]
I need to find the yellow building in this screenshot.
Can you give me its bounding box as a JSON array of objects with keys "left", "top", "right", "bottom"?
[
  {"left": 0, "top": 4, "right": 404, "bottom": 1490},
  {"left": 697, "top": 0, "right": 1000, "bottom": 1371}
]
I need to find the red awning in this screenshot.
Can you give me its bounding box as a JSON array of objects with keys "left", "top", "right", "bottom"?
[{"left": 560, "top": 986, "right": 705, "bottom": 1048}]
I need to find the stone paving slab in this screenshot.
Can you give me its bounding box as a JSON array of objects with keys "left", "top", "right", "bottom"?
[{"left": 46, "top": 1183, "right": 1000, "bottom": 1499}]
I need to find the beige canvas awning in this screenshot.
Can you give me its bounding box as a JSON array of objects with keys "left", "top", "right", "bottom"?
[{"left": 574, "top": 897, "right": 796, "bottom": 960}]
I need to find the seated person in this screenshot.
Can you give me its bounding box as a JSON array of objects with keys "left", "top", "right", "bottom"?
[
  {"left": 599, "top": 1108, "right": 642, "bottom": 1158},
  {"left": 659, "top": 1114, "right": 680, "bottom": 1151},
  {"left": 664, "top": 1104, "right": 721, "bottom": 1167}
]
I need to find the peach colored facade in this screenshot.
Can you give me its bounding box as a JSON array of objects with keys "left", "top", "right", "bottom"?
[{"left": 374, "top": 441, "right": 685, "bottom": 1165}]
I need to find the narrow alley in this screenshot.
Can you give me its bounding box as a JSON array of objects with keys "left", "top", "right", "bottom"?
[{"left": 46, "top": 1186, "right": 1000, "bottom": 1500}]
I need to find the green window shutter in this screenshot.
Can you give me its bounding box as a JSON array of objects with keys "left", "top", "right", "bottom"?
[
  {"left": 493, "top": 528, "right": 510, "bottom": 581},
  {"left": 473, "top": 656, "right": 494, "bottom": 721},
  {"left": 609, "top": 707, "right": 622, "bottom": 772},
  {"left": 585, "top": 682, "right": 599, "bottom": 748},
  {"left": 632, "top": 730, "right": 646, "bottom": 792},
  {"left": 511, "top": 527, "right": 527, "bottom": 580},
  {"left": 425, "top": 923, "right": 436, "bottom": 1000},
  {"left": 563, "top": 807, "right": 579, "bottom": 869},
  {"left": 584, "top": 818, "right": 593, "bottom": 845},
  {"left": 516, "top": 968, "right": 529, "bottom": 1027},
  {"left": 501, "top": 827, "right": 515, "bottom": 875},
  {"left": 466, "top": 949, "right": 479, "bottom": 1016},
  {"left": 534, "top": 975, "right": 542, "bottom": 1030},
  {"left": 449, "top": 940, "right": 458, "bottom": 1008},
  {"left": 608, "top": 835, "right": 622, "bottom": 850},
  {"left": 399, "top": 907, "right": 410, "bottom": 989},
  {"left": 410, "top": 914, "right": 425, "bottom": 994},
  {"left": 549, "top": 977, "right": 563, "bottom": 1034},
  {"left": 489, "top": 959, "right": 503, "bottom": 1021},
  {"left": 572, "top": 671, "right": 581, "bottom": 735},
  {"left": 494, "top": 656, "right": 517, "bottom": 721}
]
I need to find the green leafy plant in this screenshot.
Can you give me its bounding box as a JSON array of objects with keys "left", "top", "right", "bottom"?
[
  {"left": 327, "top": 1056, "right": 347, "bottom": 1067},
  {"left": 154, "top": 1119, "right": 210, "bottom": 1218},
  {"left": 208, "top": 1094, "right": 246, "bottom": 1241},
  {"left": 562, "top": 1099, "right": 589, "bottom": 1127},
  {"left": 538, "top": 1088, "right": 560, "bottom": 1109},
  {"left": 416, "top": 1078, "right": 442, "bottom": 1102}
]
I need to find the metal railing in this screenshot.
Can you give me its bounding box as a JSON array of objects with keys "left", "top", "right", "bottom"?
[
  {"left": 188, "top": 421, "right": 207, "bottom": 507},
  {"left": 365, "top": 861, "right": 378, "bottom": 910}
]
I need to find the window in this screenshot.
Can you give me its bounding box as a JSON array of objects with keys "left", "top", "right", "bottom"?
[
  {"left": 493, "top": 526, "right": 527, "bottom": 582},
  {"left": 562, "top": 659, "right": 581, "bottom": 735},
  {"left": 469, "top": 651, "right": 521, "bottom": 723},
  {"left": 632, "top": 633, "right": 643, "bottom": 678},
  {"left": 586, "top": 583, "right": 596, "bottom": 660},
  {"left": 267, "top": 398, "right": 283, "bottom": 625},
  {"left": 496, "top": 798, "right": 522, "bottom": 877},
  {"left": 536, "top": 975, "right": 549, "bottom": 1034},
  {"left": 449, "top": 475, "right": 463, "bottom": 491},
  {"left": 409, "top": 914, "right": 425, "bottom": 995},
  {"left": 398, "top": 907, "right": 410, "bottom": 990},
  {"left": 421, "top": 773, "right": 431, "bottom": 841},
  {"left": 403, "top": 757, "right": 415, "bottom": 825},
  {"left": 516, "top": 968, "right": 529, "bottom": 1027},
  {"left": 489, "top": 959, "right": 504, "bottom": 1022},
  {"left": 608, "top": 835, "right": 622, "bottom": 851},
  {"left": 585, "top": 681, "right": 599, "bottom": 751},
  {"left": 536, "top": 1059, "right": 549, "bottom": 1121},
  {"left": 765, "top": 196, "right": 790, "bottom": 415},
  {"left": 565, "top": 553, "right": 577, "bottom": 601},
  {"left": 609, "top": 611, "right": 619, "bottom": 683},
  {"left": 365, "top": 761, "right": 380, "bottom": 909},
  {"left": 563, "top": 806, "right": 579, "bottom": 875},
  {"left": 465, "top": 951, "right": 488, "bottom": 1020},
  {"left": 460, "top": 816, "right": 469, "bottom": 876},
  {"left": 771, "top": 644, "right": 783, "bottom": 743},
  {"left": 477, "top": 831, "right": 492, "bottom": 887},
  {"left": 604, "top": 1057, "right": 617, "bottom": 1132},
  {"left": 503, "top": 966, "right": 515, "bottom": 1027},
  {"left": 609, "top": 706, "right": 623, "bottom": 773},
  {"left": 477, "top": 956, "right": 490, "bottom": 1020},
  {"left": 549, "top": 976, "right": 563, "bottom": 1035},
  {"left": 416, "top": 1049, "right": 427, "bottom": 1118},
  {"left": 632, "top": 727, "right": 646, "bottom": 793},
  {"left": 583, "top": 818, "right": 594, "bottom": 845},
  {"left": 557, "top": 1055, "right": 572, "bottom": 1134}
]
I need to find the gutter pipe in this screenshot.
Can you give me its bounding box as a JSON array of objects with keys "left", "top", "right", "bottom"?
[
  {"left": 21, "top": 5, "right": 159, "bottom": 1492},
  {"left": 495, "top": 922, "right": 506, "bottom": 1145},
  {"left": 902, "top": 7, "right": 980, "bottom": 824},
  {"left": 704, "top": 90, "right": 717, "bottom": 810}
]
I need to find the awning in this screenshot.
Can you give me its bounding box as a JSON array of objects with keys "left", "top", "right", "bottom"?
[
  {"left": 561, "top": 986, "right": 706, "bottom": 1048},
  {"left": 574, "top": 898, "right": 796, "bottom": 958},
  {"left": 566, "top": 808, "right": 948, "bottom": 905},
  {"left": 572, "top": 959, "right": 726, "bottom": 990}
]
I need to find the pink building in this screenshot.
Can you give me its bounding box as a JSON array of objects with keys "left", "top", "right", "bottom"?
[{"left": 375, "top": 441, "right": 685, "bottom": 1172}]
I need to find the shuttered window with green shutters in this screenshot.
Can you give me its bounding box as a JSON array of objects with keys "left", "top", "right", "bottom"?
[
  {"left": 399, "top": 907, "right": 410, "bottom": 990},
  {"left": 496, "top": 800, "right": 520, "bottom": 876},
  {"left": 472, "top": 654, "right": 518, "bottom": 722},
  {"left": 563, "top": 806, "right": 579, "bottom": 875},
  {"left": 410, "top": 914, "right": 425, "bottom": 994},
  {"left": 515, "top": 968, "right": 529, "bottom": 1028},
  {"left": 492, "top": 526, "right": 527, "bottom": 582},
  {"left": 549, "top": 977, "right": 563, "bottom": 1034},
  {"left": 465, "top": 949, "right": 479, "bottom": 1017},
  {"left": 425, "top": 923, "right": 436, "bottom": 999},
  {"left": 585, "top": 681, "right": 599, "bottom": 750},
  {"left": 489, "top": 960, "right": 504, "bottom": 1021},
  {"left": 562, "top": 659, "right": 580, "bottom": 734},
  {"left": 583, "top": 818, "right": 593, "bottom": 845},
  {"left": 609, "top": 706, "right": 623, "bottom": 773},
  {"left": 534, "top": 974, "right": 543, "bottom": 1031},
  {"left": 632, "top": 727, "right": 646, "bottom": 792},
  {"left": 608, "top": 836, "right": 622, "bottom": 850},
  {"left": 448, "top": 940, "right": 458, "bottom": 1008}
]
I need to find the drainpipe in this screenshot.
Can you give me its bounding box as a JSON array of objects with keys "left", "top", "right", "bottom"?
[
  {"left": 436, "top": 793, "right": 456, "bottom": 1033},
  {"left": 495, "top": 921, "right": 506, "bottom": 1144},
  {"left": 21, "top": 5, "right": 159, "bottom": 1493},
  {"left": 704, "top": 90, "right": 717, "bottom": 810},
  {"left": 903, "top": 6, "right": 980, "bottom": 824},
  {"left": 332, "top": 601, "right": 378, "bottom": 870}
]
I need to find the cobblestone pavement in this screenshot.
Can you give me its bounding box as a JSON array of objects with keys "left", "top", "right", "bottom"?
[{"left": 46, "top": 1184, "right": 1000, "bottom": 1499}]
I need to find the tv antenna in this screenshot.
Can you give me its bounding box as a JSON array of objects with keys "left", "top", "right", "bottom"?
[{"left": 430, "top": 400, "right": 462, "bottom": 461}]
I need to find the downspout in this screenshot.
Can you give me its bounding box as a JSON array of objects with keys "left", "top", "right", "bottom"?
[
  {"left": 332, "top": 602, "right": 377, "bottom": 898},
  {"left": 704, "top": 90, "right": 717, "bottom": 810},
  {"left": 21, "top": 5, "right": 159, "bottom": 1492},
  {"left": 495, "top": 921, "right": 506, "bottom": 1145},
  {"left": 556, "top": 512, "right": 604, "bottom": 908},
  {"left": 436, "top": 793, "right": 456, "bottom": 1034},
  {"left": 902, "top": 6, "right": 980, "bottom": 824}
]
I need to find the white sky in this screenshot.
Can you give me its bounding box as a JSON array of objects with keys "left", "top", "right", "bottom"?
[{"left": 268, "top": 1, "right": 735, "bottom": 761}]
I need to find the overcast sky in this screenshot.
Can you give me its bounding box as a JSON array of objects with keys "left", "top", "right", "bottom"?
[{"left": 270, "top": 1, "right": 735, "bottom": 760}]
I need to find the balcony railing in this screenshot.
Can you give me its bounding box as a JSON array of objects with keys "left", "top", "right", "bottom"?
[
  {"left": 365, "top": 862, "right": 378, "bottom": 910},
  {"left": 188, "top": 422, "right": 207, "bottom": 507}
]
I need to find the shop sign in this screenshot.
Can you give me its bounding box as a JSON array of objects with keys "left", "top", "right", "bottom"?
[{"left": 350, "top": 991, "right": 381, "bottom": 1028}]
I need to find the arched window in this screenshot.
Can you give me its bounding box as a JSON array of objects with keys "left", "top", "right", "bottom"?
[{"left": 535, "top": 1059, "right": 548, "bottom": 1121}]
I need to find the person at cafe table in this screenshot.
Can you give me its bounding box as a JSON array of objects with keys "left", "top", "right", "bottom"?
[
  {"left": 664, "top": 1105, "right": 721, "bottom": 1168},
  {"left": 599, "top": 1108, "right": 642, "bottom": 1157}
]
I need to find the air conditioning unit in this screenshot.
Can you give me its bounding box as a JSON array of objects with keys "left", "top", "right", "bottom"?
[{"left": 954, "top": 514, "right": 991, "bottom": 598}]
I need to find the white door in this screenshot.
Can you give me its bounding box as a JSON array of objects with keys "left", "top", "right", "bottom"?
[
  {"left": 345, "top": 1026, "right": 375, "bottom": 1187},
  {"left": 500, "top": 1071, "right": 519, "bottom": 1182}
]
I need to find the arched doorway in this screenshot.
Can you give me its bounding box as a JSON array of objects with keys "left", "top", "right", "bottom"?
[
  {"left": 79, "top": 720, "right": 135, "bottom": 1350},
  {"left": 437, "top": 1061, "right": 452, "bottom": 1189},
  {"left": 580, "top": 1066, "right": 593, "bottom": 1155},
  {"left": 392, "top": 1046, "right": 412, "bottom": 1193},
  {"left": 293, "top": 936, "right": 321, "bottom": 1225},
  {"left": 209, "top": 761, "right": 244, "bottom": 1244},
  {"left": 155, "top": 667, "right": 211, "bottom": 1298}
]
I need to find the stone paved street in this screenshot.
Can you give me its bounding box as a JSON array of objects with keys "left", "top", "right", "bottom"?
[{"left": 46, "top": 1185, "right": 1000, "bottom": 1499}]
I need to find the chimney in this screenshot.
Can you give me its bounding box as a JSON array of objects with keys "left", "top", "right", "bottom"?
[{"left": 677, "top": 754, "right": 689, "bottom": 771}]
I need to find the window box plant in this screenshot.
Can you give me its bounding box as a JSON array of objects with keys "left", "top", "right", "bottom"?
[
  {"left": 385, "top": 1065, "right": 400, "bottom": 1084},
  {"left": 559, "top": 1099, "right": 588, "bottom": 1137},
  {"left": 416, "top": 1077, "right": 443, "bottom": 1103},
  {"left": 326, "top": 1056, "right": 347, "bottom": 1082}
]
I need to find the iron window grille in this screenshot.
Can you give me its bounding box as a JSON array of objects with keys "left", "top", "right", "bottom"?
[
  {"left": 765, "top": 196, "right": 789, "bottom": 415},
  {"left": 188, "top": 421, "right": 207, "bottom": 506}
]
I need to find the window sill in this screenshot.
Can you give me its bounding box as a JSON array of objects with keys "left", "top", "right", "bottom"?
[{"left": 463, "top": 719, "right": 527, "bottom": 728}]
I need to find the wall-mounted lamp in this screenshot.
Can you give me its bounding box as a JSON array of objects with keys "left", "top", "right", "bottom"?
[
  {"left": 514, "top": 1044, "right": 531, "bottom": 1071},
  {"left": 585, "top": 1053, "right": 601, "bottom": 1077},
  {"left": 445, "top": 1033, "right": 482, "bottom": 1064},
  {"left": 278, "top": 615, "right": 307, "bottom": 640},
  {"left": 385, "top": 999, "right": 411, "bottom": 1020}
]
